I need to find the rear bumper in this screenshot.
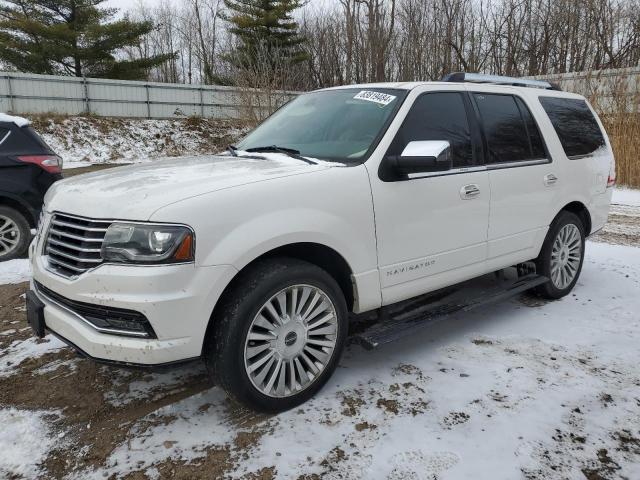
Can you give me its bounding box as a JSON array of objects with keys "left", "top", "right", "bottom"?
[{"left": 30, "top": 240, "right": 238, "bottom": 365}]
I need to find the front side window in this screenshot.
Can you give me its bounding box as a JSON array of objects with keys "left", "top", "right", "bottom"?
[
  {"left": 387, "top": 92, "right": 474, "bottom": 168},
  {"left": 474, "top": 93, "right": 544, "bottom": 163},
  {"left": 539, "top": 97, "right": 605, "bottom": 158},
  {"left": 236, "top": 88, "right": 406, "bottom": 163}
]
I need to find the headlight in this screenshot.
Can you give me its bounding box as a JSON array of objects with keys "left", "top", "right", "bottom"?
[{"left": 101, "top": 223, "right": 194, "bottom": 264}]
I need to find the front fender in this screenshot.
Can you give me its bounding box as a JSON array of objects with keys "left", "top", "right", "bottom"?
[{"left": 150, "top": 164, "right": 378, "bottom": 278}]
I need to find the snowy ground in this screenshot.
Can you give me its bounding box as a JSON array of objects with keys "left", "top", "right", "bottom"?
[
  {"left": 30, "top": 116, "right": 249, "bottom": 169},
  {"left": 0, "top": 189, "right": 639, "bottom": 479}
]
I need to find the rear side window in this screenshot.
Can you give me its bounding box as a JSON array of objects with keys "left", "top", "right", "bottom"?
[
  {"left": 21, "top": 127, "right": 53, "bottom": 153},
  {"left": 515, "top": 97, "right": 546, "bottom": 159},
  {"left": 388, "top": 92, "right": 474, "bottom": 168},
  {"left": 539, "top": 97, "right": 605, "bottom": 158},
  {"left": 0, "top": 127, "right": 9, "bottom": 151},
  {"left": 474, "top": 93, "right": 545, "bottom": 163}
]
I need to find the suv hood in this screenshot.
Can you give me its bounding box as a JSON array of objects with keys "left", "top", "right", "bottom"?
[{"left": 45, "top": 154, "right": 335, "bottom": 220}]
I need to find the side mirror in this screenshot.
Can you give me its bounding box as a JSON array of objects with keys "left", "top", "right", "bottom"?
[{"left": 389, "top": 140, "right": 452, "bottom": 175}]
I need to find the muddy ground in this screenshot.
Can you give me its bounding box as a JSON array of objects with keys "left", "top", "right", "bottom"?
[{"left": 1, "top": 199, "right": 639, "bottom": 479}]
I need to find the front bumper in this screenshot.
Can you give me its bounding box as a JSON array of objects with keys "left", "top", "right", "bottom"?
[{"left": 29, "top": 240, "right": 237, "bottom": 365}]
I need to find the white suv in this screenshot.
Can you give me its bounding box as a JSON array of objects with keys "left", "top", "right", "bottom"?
[{"left": 27, "top": 73, "right": 615, "bottom": 412}]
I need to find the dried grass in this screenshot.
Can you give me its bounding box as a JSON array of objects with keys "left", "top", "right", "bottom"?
[
  {"left": 602, "top": 112, "right": 640, "bottom": 188},
  {"left": 583, "top": 75, "right": 640, "bottom": 188}
]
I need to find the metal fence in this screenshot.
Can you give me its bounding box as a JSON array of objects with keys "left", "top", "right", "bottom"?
[
  {"left": 527, "top": 66, "right": 640, "bottom": 113},
  {"left": 2, "top": 67, "right": 638, "bottom": 120},
  {"left": 0, "top": 71, "right": 298, "bottom": 120}
]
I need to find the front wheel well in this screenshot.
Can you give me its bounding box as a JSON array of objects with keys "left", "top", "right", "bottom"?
[
  {"left": 253, "top": 243, "right": 355, "bottom": 311},
  {"left": 203, "top": 243, "right": 355, "bottom": 356},
  {"left": 559, "top": 201, "right": 592, "bottom": 235}
]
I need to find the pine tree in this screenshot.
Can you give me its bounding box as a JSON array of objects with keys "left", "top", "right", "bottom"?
[
  {"left": 0, "top": 0, "right": 173, "bottom": 80},
  {"left": 223, "top": 0, "right": 309, "bottom": 71}
]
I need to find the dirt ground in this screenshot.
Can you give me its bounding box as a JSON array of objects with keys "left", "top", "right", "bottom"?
[{"left": 1, "top": 199, "right": 639, "bottom": 479}]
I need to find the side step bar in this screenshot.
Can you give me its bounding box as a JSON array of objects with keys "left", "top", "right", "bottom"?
[{"left": 353, "top": 274, "right": 548, "bottom": 350}]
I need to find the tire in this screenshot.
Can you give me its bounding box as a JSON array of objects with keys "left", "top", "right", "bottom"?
[
  {"left": 0, "top": 206, "right": 31, "bottom": 262},
  {"left": 534, "top": 211, "right": 586, "bottom": 299},
  {"left": 205, "top": 257, "right": 348, "bottom": 413}
]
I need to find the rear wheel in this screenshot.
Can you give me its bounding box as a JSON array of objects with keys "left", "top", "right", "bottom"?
[
  {"left": 205, "top": 257, "right": 348, "bottom": 412},
  {"left": 0, "top": 206, "right": 30, "bottom": 261},
  {"left": 535, "top": 211, "right": 585, "bottom": 299}
]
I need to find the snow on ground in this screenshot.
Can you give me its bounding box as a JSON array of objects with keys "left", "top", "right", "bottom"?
[
  {"left": 0, "top": 258, "right": 31, "bottom": 284},
  {"left": 0, "top": 336, "right": 65, "bottom": 378},
  {"left": 0, "top": 408, "right": 61, "bottom": 479},
  {"left": 67, "top": 240, "right": 640, "bottom": 480},
  {"left": 30, "top": 116, "right": 248, "bottom": 169},
  {"left": 613, "top": 187, "right": 640, "bottom": 207}
]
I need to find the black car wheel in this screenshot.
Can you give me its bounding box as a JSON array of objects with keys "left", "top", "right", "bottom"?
[
  {"left": 205, "top": 257, "right": 348, "bottom": 413},
  {"left": 0, "top": 206, "right": 31, "bottom": 261},
  {"left": 535, "top": 211, "right": 586, "bottom": 299}
]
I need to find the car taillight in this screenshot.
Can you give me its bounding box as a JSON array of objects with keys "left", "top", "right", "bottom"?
[
  {"left": 17, "top": 155, "right": 63, "bottom": 174},
  {"left": 607, "top": 162, "right": 616, "bottom": 188}
]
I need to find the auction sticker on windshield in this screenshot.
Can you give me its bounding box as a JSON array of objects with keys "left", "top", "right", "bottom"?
[{"left": 353, "top": 91, "right": 397, "bottom": 106}]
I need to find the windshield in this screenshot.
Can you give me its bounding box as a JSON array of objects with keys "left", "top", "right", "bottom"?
[{"left": 236, "top": 88, "right": 406, "bottom": 163}]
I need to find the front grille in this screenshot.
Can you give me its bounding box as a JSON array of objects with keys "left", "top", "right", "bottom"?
[
  {"left": 35, "top": 281, "right": 156, "bottom": 338},
  {"left": 44, "top": 213, "right": 111, "bottom": 278}
]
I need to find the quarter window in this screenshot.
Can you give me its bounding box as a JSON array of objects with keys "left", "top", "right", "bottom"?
[
  {"left": 539, "top": 97, "right": 605, "bottom": 158},
  {"left": 474, "top": 93, "right": 544, "bottom": 163},
  {"left": 0, "top": 127, "right": 9, "bottom": 150},
  {"left": 388, "top": 92, "right": 474, "bottom": 168}
]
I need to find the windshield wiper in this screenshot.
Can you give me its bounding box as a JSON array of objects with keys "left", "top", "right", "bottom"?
[
  {"left": 245, "top": 145, "right": 317, "bottom": 165},
  {"left": 227, "top": 145, "right": 238, "bottom": 157}
]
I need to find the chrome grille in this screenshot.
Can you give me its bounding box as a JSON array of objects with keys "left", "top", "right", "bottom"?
[{"left": 44, "top": 213, "right": 111, "bottom": 278}]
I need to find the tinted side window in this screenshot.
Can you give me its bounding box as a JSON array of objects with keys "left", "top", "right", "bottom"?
[
  {"left": 474, "top": 93, "right": 533, "bottom": 163},
  {"left": 515, "top": 97, "right": 546, "bottom": 159},
  {"left": 0, "top": 127, "right": 9, "bottom": 152},
  {"left": 388, "top": 92, "right": 473, "bottom": 168},
  {"left": 22, "top": 127, "right": 53, "bottom": 152},
  {"left": 539, "top": 97, "right": 605, "bottom": 158}
]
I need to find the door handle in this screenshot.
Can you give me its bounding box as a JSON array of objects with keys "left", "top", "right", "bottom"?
[
  {"left": 544, "top": 173, "right": 558, "bottom": 186},
  {"left": 460, "top": 184, "right": 481, "bottom": 200}
]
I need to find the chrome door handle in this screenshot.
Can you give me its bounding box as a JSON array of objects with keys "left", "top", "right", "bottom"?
[
  {"left": 544, "top": 173, "right": 558, "bottom": 186},
  {"left": 460, "top": 184, "right": 481, "bottom": 199}
]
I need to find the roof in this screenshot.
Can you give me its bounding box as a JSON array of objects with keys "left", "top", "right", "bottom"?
[{"left": 0, "top": 113, "right": 30, "bottom": 127}]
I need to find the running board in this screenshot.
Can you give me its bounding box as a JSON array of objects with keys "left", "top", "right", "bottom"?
[{"left": 353, "top": 274, "right": 548, "bottom": 350}]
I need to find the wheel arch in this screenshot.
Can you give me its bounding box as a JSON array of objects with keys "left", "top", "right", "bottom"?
[
  {"left": 557, "top": 201, "right": 592, "bottom": 235},
  {"left": 202, "top": 242, "right": 356, "bottom": 353},
  {"left": 0, "top": 193, "right": 37, "bottom": 227}
]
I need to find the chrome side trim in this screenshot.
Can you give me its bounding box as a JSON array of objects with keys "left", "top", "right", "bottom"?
[
  {"left": 407, "top": 165, "right": 487, "bottom": 179},
  {"left": 486, "top": 158, "right": 550, "bottom": 170},
  {"left": 33, "top": 283, "right": 150, "bottom": 338}
]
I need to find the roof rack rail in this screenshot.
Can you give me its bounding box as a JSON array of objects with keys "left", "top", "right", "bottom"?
[{"left": 442, "top": 72, "right": 562, "bottom": 91}]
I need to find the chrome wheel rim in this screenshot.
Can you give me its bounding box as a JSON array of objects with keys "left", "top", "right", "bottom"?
[
  {"left": 550, "top": 224, "right": 582, "bottom": 290},
  {"left": 244, "top": 284, "right": 339, "bottom": 398},
  {"left": 0, "top": 215, "right": 20, "bottom": 258}
]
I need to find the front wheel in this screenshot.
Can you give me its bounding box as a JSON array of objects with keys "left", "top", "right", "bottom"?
[
  {"left": 205, "top": 257, "right": 348, "bottom": 412},
  {"left": 535, "top": 211, "right": 586, "bottom": 299}
]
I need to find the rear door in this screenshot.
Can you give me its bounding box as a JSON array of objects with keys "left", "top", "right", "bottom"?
[
  {"left": 470, "top": 89, "right": 559, "bottom": 267},
  {"left": 368, "top": 88, "right": 490, "bottom": 305}
]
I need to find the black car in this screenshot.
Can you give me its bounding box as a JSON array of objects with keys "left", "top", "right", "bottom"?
[{"left": 0, "top": 114, "right": 62, "bottom": 261}]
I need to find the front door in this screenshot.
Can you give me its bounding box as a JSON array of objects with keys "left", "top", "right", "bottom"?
[{"left": 368, "top": 90, "right": 490, "bottom": 305}]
